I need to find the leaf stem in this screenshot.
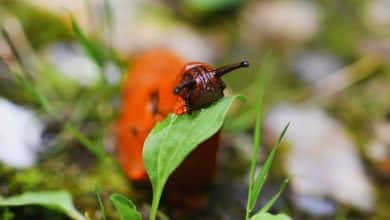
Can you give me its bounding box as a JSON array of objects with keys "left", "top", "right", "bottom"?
[{"left": 149, "top": 189, "right": 162, "bottom": 220}]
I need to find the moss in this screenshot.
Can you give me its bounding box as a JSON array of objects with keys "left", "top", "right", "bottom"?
[{"left": 374, "top": 185, "right": 390, "bottom": 220}]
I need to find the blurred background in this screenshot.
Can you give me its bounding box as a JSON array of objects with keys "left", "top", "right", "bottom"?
[{"left": 0, "top": 0, "right": 389, "bottom": 219}]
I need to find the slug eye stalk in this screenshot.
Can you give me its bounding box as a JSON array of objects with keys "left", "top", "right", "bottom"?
[
  {"left": 173, "top": 79, "right": 196, "bottom": 94},
  {"left": 214, "top": 61, "right": 250, "bottom": 78}
]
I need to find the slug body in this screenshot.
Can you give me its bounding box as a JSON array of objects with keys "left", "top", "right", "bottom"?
[{"left": 115, "top": 48, "right": 248, "bottom": 208}]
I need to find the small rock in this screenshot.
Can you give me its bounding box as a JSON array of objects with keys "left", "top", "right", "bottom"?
[
  {"left": 162, "top": 26, "right": 219, "bottom": 63},
  {"left": 293, "top": 196, "right": 336, "bottom": 216},
  {"left": 108, "top": 0, "right": 220, "bottom": 62},
  {"left": 373, "top": 121, "right": 390, "bottom": 144},
  {"left": 290, "top": 50, "right": 343, "bottom": 85},
  {"left": 367, "top": 121, "right": 390, "bottom": 176},
  {"left": 367, "top": 140, "right": 388, "bottom": 163},
  {"left": 358, "top": 38, "right": 390, "bottom": 59},
  {"left": 310, "top": 55, "right": 382, "bottom": 99},
  {"left": 363, "top": 0, "right": 390, "bottom": 34},
  {"left": 264, "top": 103, "right": 375, "bottom": 212},
  {"left": 104, "top": 61, "right": 122, "bottom": 85},
  {"left": 0, "top": 98, "right": 44, "bottom": 168},
  {"left": 241, "top": 1, "right": 320, "bottom": 46}
]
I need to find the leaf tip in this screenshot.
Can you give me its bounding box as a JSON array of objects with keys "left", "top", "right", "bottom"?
[{"left": 236, "top": 94, "right": 247, "bottom": 102}]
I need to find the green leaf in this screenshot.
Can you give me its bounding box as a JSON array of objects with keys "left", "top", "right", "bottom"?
[
  {"left": 248, "top": 123, "right": 290, "bottom": 211},
  {"left": 143, "top": 95, "right": 244, "bottom": 220},
  {"left": 260, "top": 178, "right": 290, "bottom": 213},
  {"left": 0, "top": 191, "right": 85, "bottom": 220},
  {"left": 250, "top": 212, "right": 292, "bottom": 220},
  {"left": 70, "top": 14, "right": 106, "bottom": 68},
  {"left": 110, "top": 194, "right": 142, "bottom": 220}
]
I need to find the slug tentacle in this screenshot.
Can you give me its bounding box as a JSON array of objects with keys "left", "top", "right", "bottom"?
[
  {"left": 173, "top": 78, "right": 196, "bottom": 94},
  {"left": 214, "top": 61, "right": 249, "bottom": 78}
]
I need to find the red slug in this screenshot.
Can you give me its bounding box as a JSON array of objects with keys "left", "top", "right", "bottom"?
[{"left": 115, "top": 48, "right": 248, "bottom": 208}]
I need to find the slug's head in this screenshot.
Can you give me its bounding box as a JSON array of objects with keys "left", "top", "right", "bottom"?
[{"left": 173, "top": 61, "right": 249, "bottom": 115}]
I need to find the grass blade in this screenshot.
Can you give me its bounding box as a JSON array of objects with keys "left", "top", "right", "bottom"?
[
  {"left": 95, "top": 185, "right": 106, "bottom": 220},
  {"left": 245, "top": 52, "right": 274, "bottom": 219},
  {"left": 69, "top": 14, "right": 106, "bottom": 68},
  {"left": 246, "top": 68, "right": 266, "bottom": 218},
  {"left": 0, "top": 26, "right": 32, "bottom": 78},
  {"left": 248, "top": 122, "right": 290, "bottom": 211},
  {"left": 248, "top": 53, "right": 273, "bottom": 184},
  {"left": 260, "top": 178, "right": 290, "bottom": 213}
]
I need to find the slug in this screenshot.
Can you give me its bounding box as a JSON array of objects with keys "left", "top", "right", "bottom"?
[{"left": 115, "top": 48, "right": 248, "bottom": 208}]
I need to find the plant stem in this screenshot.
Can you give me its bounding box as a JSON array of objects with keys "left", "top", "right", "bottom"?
[
  {"left": 149, "top": 189, "right": 162, "bottom": 220},
  {"left": 245, "top": 209, "right": 251, "bottom": 220}
]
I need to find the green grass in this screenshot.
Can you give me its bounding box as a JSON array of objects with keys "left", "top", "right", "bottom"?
[
  {"left": 95, "top": 185, "right": 106, "bottom": 220},
  {"left": 1, "top": 21, "right": 114, "bottom": 161},
  {"left": 244, "top": 53, "right": 290, "bottom": 220}
]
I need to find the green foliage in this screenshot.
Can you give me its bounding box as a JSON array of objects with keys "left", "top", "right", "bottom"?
[
  {"left": 1, "top": 208, "right": 14, "bottom": 220},
  {"left": 250, "top": 212, "right": 292, "bottom": 220},
  {"left": 182, "top": 0, "right": 247, "bottom": 16},
  {"left": 143, "top": 95, "right": 244, "bottom": 220},
  {"left": 245, "top": 55, "right": 290, "bottom": 220},
  {"left": 0, "top": 191, "right": 85, "bottom": 220},
  {"left": 248, "top": 123, "right": 289, "bottom": 212},
  {"left": 14, "top": 71, "right": 105, "bottom": 160},
  {"left": 247, "top": 54, "right": 273, "bottom": 210},
  {"left": 110, "top": 194, "right": 142, "bottom": 220},
  {"left": 1, "top": 26, "right": 107, "bottom": 161},
  {"left": 70, "top": 14, "right": 107, "bottom": 68},
  {"left": 69, "top": 10, "right": 126, "bottom": 81}
]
